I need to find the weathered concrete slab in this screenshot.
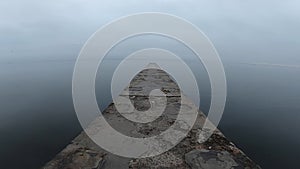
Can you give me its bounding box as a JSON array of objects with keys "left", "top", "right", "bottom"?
[
  {"left": 42, "top": 66, "right": 260, "bottom": 169},
  {"left": 43, "top": 144, "right": 106, "bottom": 169},
  {"left": 121, "top": 68, "right": 181, "bottom": 97}
]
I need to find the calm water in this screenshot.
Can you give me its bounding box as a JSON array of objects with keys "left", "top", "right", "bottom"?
[{"left": 0, "top": 58, "right": 299, "bottom": 169}]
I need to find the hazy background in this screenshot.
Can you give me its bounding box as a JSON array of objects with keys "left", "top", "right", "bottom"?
[{"left": 1, "top": 0, "right": 300, "bottom": 168}]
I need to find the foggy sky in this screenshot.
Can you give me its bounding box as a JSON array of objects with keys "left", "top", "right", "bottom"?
[{"left": 1, "top": 0, "right": 300, "bottom": 64}]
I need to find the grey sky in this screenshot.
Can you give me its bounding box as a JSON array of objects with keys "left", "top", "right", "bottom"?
[{"left": 1, "top": 0, "right": 300, "bottom": 63}]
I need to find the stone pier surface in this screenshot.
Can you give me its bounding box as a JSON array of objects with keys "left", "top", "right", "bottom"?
[{"left": 43, "top": 65, "right": 260, "bottom": 169}]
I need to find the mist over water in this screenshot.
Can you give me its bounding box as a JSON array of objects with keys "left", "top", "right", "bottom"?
[
  {"left": 1, "top": 0, "right": 300, "bottom": 168},
  {"left": 1, "top": 41, "right": 300, "bottom": 169}
]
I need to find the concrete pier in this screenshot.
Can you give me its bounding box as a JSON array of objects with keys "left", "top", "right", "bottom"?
[{"left": 43, "top": 66, "right": 260, "bottom": 169}]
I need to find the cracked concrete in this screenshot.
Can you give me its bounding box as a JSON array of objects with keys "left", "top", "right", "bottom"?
[{"left": 42, "top": 67, "right": 260, "bottom": 169}]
